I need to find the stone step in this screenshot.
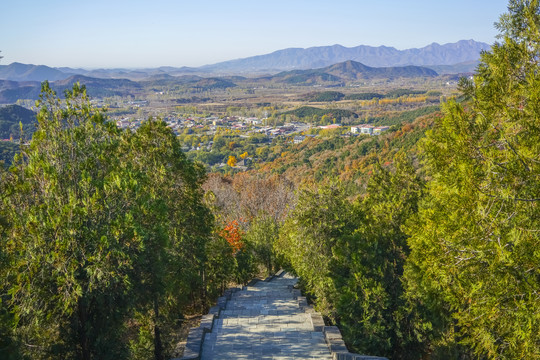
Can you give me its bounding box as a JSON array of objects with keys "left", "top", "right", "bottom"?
[
  {"left": 198, "top": 272, "right": 333, "bottom": 360},
  {"left": 180, "top": 272, "right": 386, "bottom": 360}
]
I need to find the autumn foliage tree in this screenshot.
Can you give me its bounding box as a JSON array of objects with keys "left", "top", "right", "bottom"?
[
  {"left": 220, "top": 220, "right": 245, "bottom": 253},
  {"left": 227, "top": 155, "right": 237, "bottom": 167}
]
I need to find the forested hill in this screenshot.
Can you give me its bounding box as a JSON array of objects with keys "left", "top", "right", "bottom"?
[
  {"left": 0, "top": 104, "right": 37, "bottom": 165},
  {"left": 246, "top": 108, "right": 438, "bottom": 190},
  {"left": 0, "top": 104, "right": 36, "bottom": 140},
  {"left": 267, "top": 60, "right": 437, "bottom": 85},
  {"left": 53, "top": 75, "right": 143, "bottom": 97}
]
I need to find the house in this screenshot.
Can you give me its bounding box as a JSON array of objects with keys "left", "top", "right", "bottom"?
[
  {"left": 318, "top": 124, "right": 341, "bottom": 130},
  {"left": 373, "top": 126, "right": 390, "bottom": 135},
  {"left": 258, "top": 127, "right": 273, "bottom": 134},
  {"left": 293, "top": 135, "right": 306, "bottom": 144},
  {"left": 360, "top": 125, "right": 374, "bottom": 135},
  {"left": 244, "top": 117, "right": 260, "bottom": 125},
  {"left": 351, "top": 126, "right": 360, "bottom": 134},
  {"left": 232, "top": 123, "right": 247, "bottom": 130}
]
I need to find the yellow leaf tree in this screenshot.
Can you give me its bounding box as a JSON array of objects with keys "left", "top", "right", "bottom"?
[{"left": 227, "top": 155, "right": 237, "bottom": 167}]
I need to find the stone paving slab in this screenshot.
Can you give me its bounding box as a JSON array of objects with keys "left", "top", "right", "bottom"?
[{"left": 200, "top": 273, "right": 332, "bottom": 360}]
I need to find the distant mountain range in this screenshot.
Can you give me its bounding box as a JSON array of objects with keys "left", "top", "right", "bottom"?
[
  {"left": 0, "top": 40, "right": 489, "bottom": 83},
  {"left": 0, "top": 60, "right": 440, "bottom": 103},
  {"left": 201, "top": 39, "right": 490, "bottom": 73}
]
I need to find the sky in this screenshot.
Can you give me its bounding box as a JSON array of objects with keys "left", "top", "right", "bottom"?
[{"left": 1, "top": 0, "right": 510, "bottom": 69}]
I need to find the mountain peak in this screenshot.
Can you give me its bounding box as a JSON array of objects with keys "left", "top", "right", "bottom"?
[
  {"left": 0, "top": 63, "right": 73, "bottom": 82},
  {"left": 201, "top": 40, "right": 490, "bottom": 73}
]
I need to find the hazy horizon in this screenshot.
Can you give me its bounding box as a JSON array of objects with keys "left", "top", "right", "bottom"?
[
  {"left": 2, "top": 0, "right": 508, "bottom": 68},
  {"left": 0, "top": 39, "right": 488, "bottom": 71}
]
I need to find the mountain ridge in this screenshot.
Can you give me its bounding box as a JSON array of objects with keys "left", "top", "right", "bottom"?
[
  {"left": 267, "top": 60, "right": 438, "bottom": 85},
  {"left": 0, "top": 40, "right": 489, "bottom": 82},
  {"left": 200, "top": 39, "right": 490, "bottom": 73}
]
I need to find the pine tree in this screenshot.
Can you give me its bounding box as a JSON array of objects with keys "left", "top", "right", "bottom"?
[
  {"left": 0, "top": 83, "right": 214, "bottom": 359},
  {"left": 333, "top": 153, "right": 426, "bottom": 359},
  {"left": 1, "top": 82, "right": 136, "bottom": 359},
  {"left": 405, "top": 1, "right": 540, "bottom": 357}
]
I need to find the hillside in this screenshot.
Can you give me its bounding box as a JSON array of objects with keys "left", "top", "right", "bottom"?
[
  {"left": 0, "top": 104, "right": 37, "bottom": 165},
  {"left": 0, "top": 80, "right": 42, "bottom": 104},
  {"left": 188, "top": 77, "right": 237, "bottom": 90},
  {"left": 251, "top": 110, "right": 438, "bottom": 187},
  {"left": 53, "top": 75, "right": 143, "bottom": 97},
  {"left": 267, "top": 60, "right": 437, "bottom": 85},
  {"left": 0, "top": 75, "right": 145, "bottom": 103},
  {"left": 282, "top": 106, "right": 358, "bottom": 121},
  {"left": 0, "top": 104, "right": 37, "bottom": 140},
  {"left": 323, "top": 60, "right": 437, "bottom": 80}
]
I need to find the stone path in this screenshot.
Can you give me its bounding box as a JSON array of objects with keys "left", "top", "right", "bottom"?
[{"left": 200, "top": 272, "right": 332, "bottom": 360}]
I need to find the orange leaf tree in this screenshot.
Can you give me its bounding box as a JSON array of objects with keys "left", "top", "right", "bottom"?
[{"left": 219, "top": 220, "right": 244, "bottom": 253}]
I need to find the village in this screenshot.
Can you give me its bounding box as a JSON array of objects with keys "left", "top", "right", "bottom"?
[{"left": 112, "top": 114, "right": 389, "bottom": 152}]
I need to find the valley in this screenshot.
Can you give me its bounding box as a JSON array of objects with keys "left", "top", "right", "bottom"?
[
  {"left": 3, "top": 16, "right": 538, "bottom": 358},
  {"left": 0, "top": 62, "right": 455, "bottom": 175}
]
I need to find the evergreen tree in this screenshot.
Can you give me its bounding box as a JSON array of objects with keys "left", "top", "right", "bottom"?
[
  {"left": 276, "top": 182, "right": 357, "bottom": 317},
  {"left": 333, "top": 153, "right": 426, "bottom": 359},
  {"left": 0, "top": 83, "right": 214, "bottom": 359},
  {"left": 1, "top": 82, "right": 136, "bottom": 359},
  {"left": 245, "top": 214, "right": 279, "bottom": 276},
  {"left": 406, "top": 1, "right": 540, "bottom": 357},
  {"left": 121, "top": 119, "right": 212, "bottom": 360}
]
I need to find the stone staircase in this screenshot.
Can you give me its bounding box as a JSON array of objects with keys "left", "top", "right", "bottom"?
[{"left": 177, "top": 271, "right": 387, "bottom": 360}]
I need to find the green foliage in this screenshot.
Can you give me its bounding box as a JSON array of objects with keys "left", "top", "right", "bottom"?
[
  {"left": 343, "top": 92, "right": 384, "bottom": 100},
  {"left": 233, "top": 243, "right": 258, "bottom": 285},
  {"left": 368, "top": 105, "right": 439, "bottom": 127},
  {"left": 275, "top": 152, "right": 430, "bottom": 358},
  {"left": 0, "top": 141, "right": 18, "bottom": 167},
  {"left": 204, "top": 234, "right": 236, "bottom": 299},
  {"left": 245, "top": 214, "right": 280, "bottom": 276},
  {"left": 0, "top": 165, "right": 22, "bottom": 360},
  {"left": 276, "top": 182, "right": 358, "bottom": 317},
  {"left": 333, "top": 153, "right": 426, "bottom": 359},
  {"left": 0, "top": 82, "right": 216, "bottom": 360},
  {"left": 282, "top": 106, "right": 358, "bottom": 122},
  {"left": 122, "top": 118, "right": 213, "bottom": 359},
  {"left": 405, "top": 1, "right": 540, "bottom": 357},
  {"left": 306, "top": 91, "right": 345, "bottom": 102},
  {"left": 2, "top": 82, "right": 135, "bottom": 359}
]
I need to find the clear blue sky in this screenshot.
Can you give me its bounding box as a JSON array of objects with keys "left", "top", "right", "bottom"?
[{"left": 1, "top": 0, "right": 509, "bottom": 69}]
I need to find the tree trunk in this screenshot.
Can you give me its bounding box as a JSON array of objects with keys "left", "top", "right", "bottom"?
[
  {"left": 201, "top": 268, "right": 207, "bottom": 308},
  {"left": 78, "top": 297, "right": 91, "bottom": 360},
  {"left": 153, "top": 297, "right": 164, "bottom": 360}
]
